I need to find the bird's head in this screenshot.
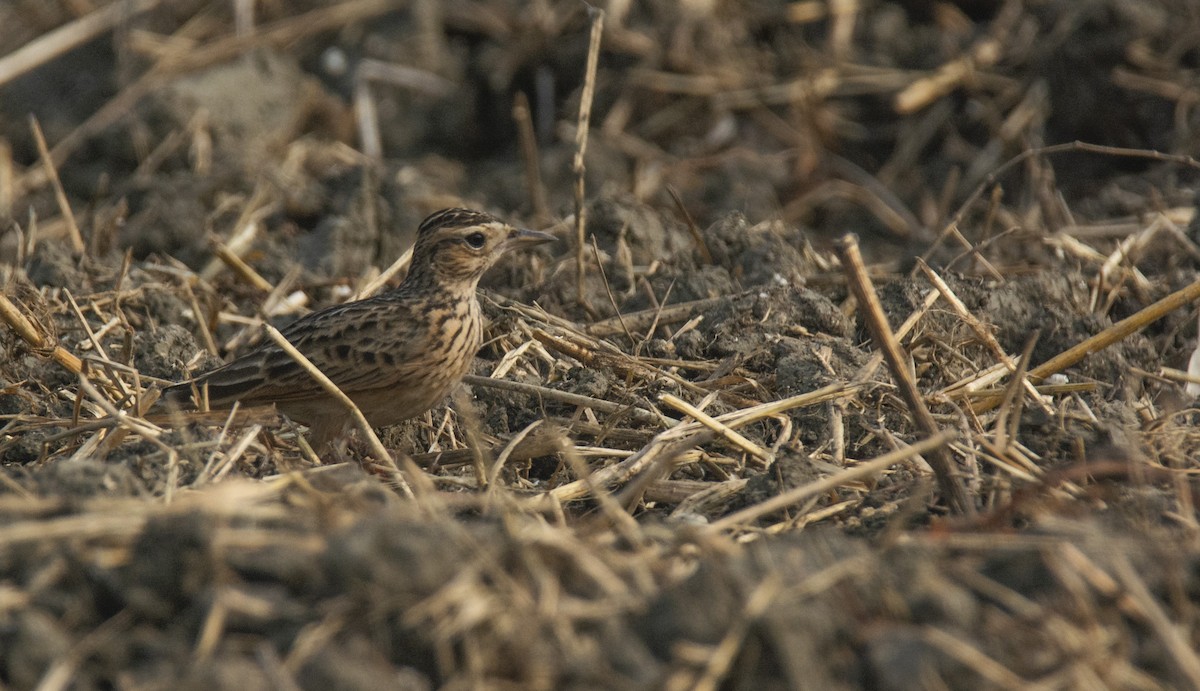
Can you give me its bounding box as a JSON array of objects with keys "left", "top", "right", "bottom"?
[{"left": 407, "top": 208, "right": 554, "bottom": 288}]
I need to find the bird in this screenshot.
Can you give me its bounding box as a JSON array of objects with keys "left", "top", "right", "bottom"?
[{"left": 163, "top": 207, "right": 555, "bottom": 449}]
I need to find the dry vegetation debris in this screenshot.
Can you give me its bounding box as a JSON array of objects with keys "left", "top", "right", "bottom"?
[{"left": 2, "top": 0, "right": 1200, "bottom": 688}]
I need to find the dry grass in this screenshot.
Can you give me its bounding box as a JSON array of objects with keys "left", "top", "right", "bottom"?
[{"left": 2, "top": 0, "right": 1200, "bottom": 687}]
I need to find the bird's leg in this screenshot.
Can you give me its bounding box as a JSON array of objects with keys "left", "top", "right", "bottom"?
[{"left": 306, "top": 415, "right": 352, "bottom": 462}]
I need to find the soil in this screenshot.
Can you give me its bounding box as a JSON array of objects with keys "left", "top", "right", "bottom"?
[{"left": 2, "top": 1, "right": 1200, "bottom": 688}]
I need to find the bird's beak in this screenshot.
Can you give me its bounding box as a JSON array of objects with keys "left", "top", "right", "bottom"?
[{"left": 506, "top": 227, "right": 556, "bottom": 247}]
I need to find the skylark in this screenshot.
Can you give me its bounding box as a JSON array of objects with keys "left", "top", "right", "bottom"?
[{"left": 164, "top": 208, "right": 554, "bottom": 448}]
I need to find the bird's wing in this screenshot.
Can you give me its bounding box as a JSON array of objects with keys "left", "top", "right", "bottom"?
[{"left": 170, "top": 295, "right": 431, "bottom": 407}]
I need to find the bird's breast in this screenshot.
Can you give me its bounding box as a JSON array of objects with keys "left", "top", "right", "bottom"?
[{"left": 423, "top": 296, "right": 483, "bottom": 376}]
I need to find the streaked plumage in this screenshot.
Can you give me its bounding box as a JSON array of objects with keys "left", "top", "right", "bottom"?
[{"left": 164, "top": 208, "right": 554, "bottom": 448}]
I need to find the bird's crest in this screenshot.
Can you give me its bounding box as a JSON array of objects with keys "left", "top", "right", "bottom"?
[{"left": 417, "top": 208, "right": 499, "bottom": 236}]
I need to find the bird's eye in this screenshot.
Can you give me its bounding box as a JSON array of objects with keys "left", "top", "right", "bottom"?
[{"left": 464, "top": 232, "right": 487, "bottom": 249}]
